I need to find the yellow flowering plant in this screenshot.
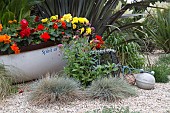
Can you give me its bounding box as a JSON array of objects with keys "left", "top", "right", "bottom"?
[{"left": 0, "top": 13, "right": 100, "bottom": 55}]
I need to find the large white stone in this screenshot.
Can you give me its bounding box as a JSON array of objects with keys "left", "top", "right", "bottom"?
[
  {"left": 135, "top": 73, "right": 155, "bottom": 90},
  {"left": 0, "top": 45, "right": 66, "bottom": 82}
]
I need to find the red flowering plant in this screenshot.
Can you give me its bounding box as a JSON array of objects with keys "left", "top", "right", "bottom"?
[{"left": 0, "top": 13, "right": 104, "bottom": 55}]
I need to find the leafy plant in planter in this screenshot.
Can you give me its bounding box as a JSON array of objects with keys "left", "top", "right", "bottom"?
[
  {"left": 34, "top": 0, "right": 149, "bottom": 38},
  {"left": 0, "top": 14, "right": 94, "bottom": 55}
]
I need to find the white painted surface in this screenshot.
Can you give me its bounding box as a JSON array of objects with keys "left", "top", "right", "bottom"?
[{"left": 0, "top": 46, "right": 66, "bottom": 82}]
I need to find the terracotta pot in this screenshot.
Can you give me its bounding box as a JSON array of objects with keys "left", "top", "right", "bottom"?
[{"left": 0, "top": 45, "right": 66, "bottom": 83}]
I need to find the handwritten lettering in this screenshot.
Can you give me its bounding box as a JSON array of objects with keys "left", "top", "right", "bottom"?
[{"left": 42, "top": 47, "right": 58, "bottom": 55}]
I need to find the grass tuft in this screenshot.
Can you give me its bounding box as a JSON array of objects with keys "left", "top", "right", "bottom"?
[
  {"left": 29, "top": 76, "right": 81, "bottom": 105},
  {"left": 0, "top": 64, "right": 17, "bottom": 99},
  {"left": 87, "top": 77, "right": 136, "bottom": 102}
]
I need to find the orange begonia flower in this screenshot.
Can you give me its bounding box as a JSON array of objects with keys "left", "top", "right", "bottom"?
[
  {"left": 0, "top": 35, "right": 6, "bottom": 42},
  {"left": 4, "top": 34, "right": 11, "bottom": 44},
  {"left": 0, "top": 24, "right": 3, "bottom": 32},
  {"left": 10, "top": 44, "right": 20, "bottom": 54}
]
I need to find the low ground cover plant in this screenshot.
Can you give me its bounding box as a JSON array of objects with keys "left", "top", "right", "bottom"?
[{"left": 86, "top": 106, "right": 140, "bottom": 113}]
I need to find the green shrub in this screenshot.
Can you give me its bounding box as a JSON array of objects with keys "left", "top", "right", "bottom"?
[
  {"left": 86, "top": 106, "right": 140, "bottom": 113},
  {"left": 29, "top": 76, "right": 81, "bottom": 105},
  {"left": 0, "top": 64, "right": 17, "bottom": 99},
  {"left": 105, "top": 33, "right": 144, "bottom": 68},
  {"left": 87, "top": 77, "right": 136, "bottom": 102},
  {"left": 63, "top": 38, "right": 119, "bottom": 87},
  {"left": 148, "top": 64, "right": 170, "bottom": 83}
]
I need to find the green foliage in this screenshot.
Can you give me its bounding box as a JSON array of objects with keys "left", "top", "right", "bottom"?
[
  {"left": 105, "top": 32, "right": 144, "bottom": 68},
  {"left": 147, "top": 54, "right": 170, "bottom": 83},
  {"left": 0, "top": 64, "right": 18, "bottom": 99},
  {"left": 86, "top": 106, "right": 140, "bottom": 113},
  {"left": 0, "top": 0, "right": 43, "bottom": 26},
  {"left": 30, "top": 76, "right": 80, "bottom": 105},
  {"left": 63, "top": 38, "right": 118, "bottom": 87},
  {"left": 144, "top": 8, "right": 170, "bottom": 53},
  {"left": 148, "top": 64, "right": 170, "bottom": 83},
  {"left": 87, "top": 77, "right": 136, "bottom": 102},
  {"left": 35, "top": 0, "right": 146, "bottom": 37},
  {"left": 156, "top": 54, "right": 170, "bottom": 65}
]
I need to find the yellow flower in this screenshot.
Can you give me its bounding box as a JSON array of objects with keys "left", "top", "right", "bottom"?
[
  {"left": 55, "top": 15, "right": 58, "bottom": 19},
  {"left": 61, "top": 13, "right": 72, "bottom": 22},
  {"left": 13, "top": 19, "right": 17, "bottom": 23},
  {"left": 84, "top": 18, "right": 89, "bottom": 24},
  {"left": 50, "top": 16, "right": 57, "bottom": 21},
  {"left": 78, "top": 17, "right": 85, "bottom": 24},
  {"left": 86, "top": 27, "right": 92, "bottom": 34},
  {"left": 72, "top": 17, "right": 79, "bottom": 24},
  {"left": 0, "top": 24, "right": 3, "bottom": 32},
  {"left": 80, "top": 27, "right": 85, "bottom": 34},
  {"left": 41, "top": 18, "right": 48, "bottom": 23},
  {"left": 72, "top": 24, "right": 77, "bottom": 29},
  {"left": 8, "top": 20, "right": 13, "bottom": 24}
]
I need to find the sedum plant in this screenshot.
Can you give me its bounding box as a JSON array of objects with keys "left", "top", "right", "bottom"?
[{"left": 87, "top": 77, "right": 136, "bottom": 102}]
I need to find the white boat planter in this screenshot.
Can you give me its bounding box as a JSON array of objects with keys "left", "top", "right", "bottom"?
[{"left": 0, "top": 45, "right": 66, "bottom": 82}]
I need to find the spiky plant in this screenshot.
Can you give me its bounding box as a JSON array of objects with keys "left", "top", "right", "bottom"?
[
  {"left": 30, "top": 76, "right": 81, "bottom": 105},
  {"left": 0, "top": 64, "right": 17, "bottom": 99},
  {"left": 87, "top": 77, "right": 136, "bottom": 102}
]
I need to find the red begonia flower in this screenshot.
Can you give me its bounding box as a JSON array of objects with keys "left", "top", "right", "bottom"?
[
  {"left": 40, "top": 32, "right": 50, "bottom": 42},
  {"left": 20, "top": 19, "right": 28, "bottom": 29},
  {"left": 20, "top": 28, "right": 31, "bottom": 38},
  {"left": 34, "top": 16, "right": 39, "bottom": 22},
  {"left": 37, "top": 24, "right": 45, "bottom": 31},
  {"left": 53, "top": 23, "right": 58, "bottom": 30},
  {"left": 61, "top": 21, "right": 67, "bottom": 29}
]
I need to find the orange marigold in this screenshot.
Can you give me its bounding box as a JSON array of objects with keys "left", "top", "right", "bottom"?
[
  {"left": 0, "top": 24, "right": 3, "bottom": 32},
  {"left": 10, "top": 44, "right": 20, "bottom": 54}
]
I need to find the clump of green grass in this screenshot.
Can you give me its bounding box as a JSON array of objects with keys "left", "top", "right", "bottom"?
[
  {"left": 85, "top": 106, "right": 140, "bottom": 113},
  {"left": 87, "top": 77, "right": 136, "bottom": 102},
  {"left": 0, "top": 64, "right": 17, "bottom": 99},
  {"left": 30, "top": 76, "right": 81, "bottom": 105},
  {"left": 149, "top": 64, "right": 169, "bottom": 83}
]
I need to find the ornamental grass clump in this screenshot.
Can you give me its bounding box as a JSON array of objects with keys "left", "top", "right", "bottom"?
[
  {"left": 87, "top": 77, "right": 136, "bottom": 102},
  {"left": 0, "top": 64, "right": 17, "bottom": 99},
  {"left": 30, "top": 76, "right": 81, "bottom": 105}
]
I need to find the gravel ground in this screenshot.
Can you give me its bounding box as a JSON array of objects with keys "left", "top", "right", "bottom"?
[
  {"left": 0, "top": 52, "right": 169, "bottom": 113},
  {"left": 0, "top": 81, "right": 169, "bottom": 113}
]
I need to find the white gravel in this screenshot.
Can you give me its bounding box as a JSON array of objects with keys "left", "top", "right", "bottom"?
[{"left": 0, "top": 82, "right": 169, "bottom": 113}]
